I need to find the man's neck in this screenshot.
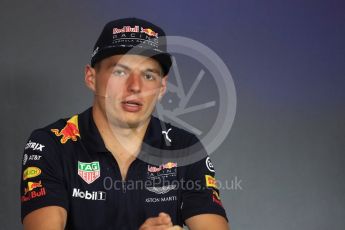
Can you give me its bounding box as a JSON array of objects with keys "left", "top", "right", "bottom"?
[{"left": 92, "top": 105, "right": 150, "bottom": 160}]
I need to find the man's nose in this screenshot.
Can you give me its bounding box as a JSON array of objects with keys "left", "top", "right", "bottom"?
[{"left": 126, "top": 71, "right": 142, "bottom": 93}]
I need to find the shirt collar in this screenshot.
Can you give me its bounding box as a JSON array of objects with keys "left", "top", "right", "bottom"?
[{"left": 78, "top": 107, "right": 163, "bottom": 153}]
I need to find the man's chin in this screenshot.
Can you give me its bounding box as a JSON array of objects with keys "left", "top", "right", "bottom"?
[
  {"left": 105, "top": 108, "right": 152, "bottom": 129},
  {"left": 115, "top": 116, "right": 151, "bottom": 129},
  {"left": 119, "top": 119, "right": 140, "bottom": 128}
]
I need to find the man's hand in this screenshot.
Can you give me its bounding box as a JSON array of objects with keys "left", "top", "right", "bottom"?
[{"left": 139, "top": 212, "right": 182, "bottom": 230}]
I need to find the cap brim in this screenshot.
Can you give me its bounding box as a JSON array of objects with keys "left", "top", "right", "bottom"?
[{"left": 91, "top": 47, "right": 172, "bottom": 76}]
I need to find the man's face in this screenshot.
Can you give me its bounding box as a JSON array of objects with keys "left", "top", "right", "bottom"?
[{"left": 87, "top": 54, "right": 167, "bottom": 128}]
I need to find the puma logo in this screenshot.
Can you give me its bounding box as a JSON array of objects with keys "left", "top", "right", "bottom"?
[{"left": 162, "top": 128, "right": 172, "bottom": 143}]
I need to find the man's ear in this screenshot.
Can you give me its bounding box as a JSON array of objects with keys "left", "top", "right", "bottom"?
[
  {"left": 84, "top": 64, "right": 96, "bottom": 92},
  {"left": 158, "top": 75, "right": 168, "bottom": 100}
]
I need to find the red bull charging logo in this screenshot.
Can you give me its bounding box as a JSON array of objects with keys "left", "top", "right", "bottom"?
[
  {"left": 147, "top": 162, "right": 177, "bottom": 173},
  {"left": 51, "top": 115, "right": 80, "bottom": 144},
  {"left": 112, "top": 25, "right": 158, "bottom": 38},
  {"left": 141, "top": 27, "right": 159, "bottom": 38},
  {"left": 24, "top": 180, "right": 42, "bottom": 195}
]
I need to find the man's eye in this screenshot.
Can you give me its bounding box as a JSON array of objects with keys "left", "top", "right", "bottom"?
[
  {"left": 112, "top": 69, "right": 126, "bottom": 77},
  {"left": 144, "top": 73, "right": 156, "bottom": 81}
]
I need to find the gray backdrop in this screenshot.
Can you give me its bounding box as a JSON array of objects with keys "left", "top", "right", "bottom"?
[{"left": 1, "top": 0, "right": 345, "bottom": 229}]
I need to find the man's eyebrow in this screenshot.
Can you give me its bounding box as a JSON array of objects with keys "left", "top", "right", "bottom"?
[
  {"left": 144, "top": 68, "right": 162, "bottom": 75},
  {"left": 110, "top": 63, "right": 131, "bottom": 70},
  {"left": 110, "top": 63, "right": 162, "bottom": 75}
]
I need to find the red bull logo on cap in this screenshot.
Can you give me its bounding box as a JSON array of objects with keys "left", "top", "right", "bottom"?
[
  {"left": 141, "top": 27, "right": 159, "bottom": 38},
  {"left": 51, "top": 115, "right": 80, "bottom": 144},
  {"left": 113, "top": 25, "right": 140, "bottom": 34}
]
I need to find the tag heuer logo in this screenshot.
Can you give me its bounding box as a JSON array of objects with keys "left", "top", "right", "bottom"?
[{"left": 78, "top": 161, "right": 100, "bottom": 184}]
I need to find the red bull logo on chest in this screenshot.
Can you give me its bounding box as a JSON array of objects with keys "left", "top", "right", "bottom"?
[
  {"left": 51, "top": 115, "right": 80, "bottom": 144},
  {"left": 148, "top": 162, "right": 177, "bottom": 173}
]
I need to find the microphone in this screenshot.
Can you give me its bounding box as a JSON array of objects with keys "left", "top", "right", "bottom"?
[{"left": 94, "top": 94, "right": 109, "bottom": 98}]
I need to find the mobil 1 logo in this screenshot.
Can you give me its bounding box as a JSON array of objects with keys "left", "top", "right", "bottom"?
[{"left": 72, "top": 188, "right": 106, "bottom": 201}]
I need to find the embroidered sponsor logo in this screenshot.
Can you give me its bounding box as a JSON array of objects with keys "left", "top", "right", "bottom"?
[
  {"left": 147, "top": 162, "right": 177, "bottom": 173},
  {"left": 72, "top": 188, "right": 106, "bottom": 200},
  {"left": 29, "top": 155, "right": 42, "bottom": 160},
  {"left": 147, "top": 162, "right": 177, "bottom": 179},
  {"left": 113, "top": 25, "right": 140, "bottom": 34},
  {"left": 25, "top": 140, "right": 45, "bottom": 152},
  {"left": 23, "top": 167, "right": 41, "bottom": 180},
  {"left": 145, "top": 195, "right": 177, "bottom": 203},
  {"left": 147, "top": 165, "right": 162, "bottom": 173},
  {"left": 78, "top": 161, "right": 101, "bottom": 184},
  {"left": 147, "top": 170, "right": 177, "bottom": 179},
  {"left": 205, "top": 175, "right": 217, "bottom": 189},
  {"left": 146, "top": 185, "right": 176, "bottom": 195},
  {"left": 91, "top": 47, "right": 99, "bottom": 58},
  {"left": 162, "top": 128, "right": 172, "bottom": 143},
  {"left": 51, "top": 115, "right": 80, "bottom": 144},
  {"left": 21, "top": 187, "right": 46, "bottom": 202},
  {"left": 212, "top": 189, "right": 220, "bottom": 200},
  {"left": 212, "top": 193, "right": 223, "bottom": 206},
  {"left": 23, "top": 154, "right": 42, "bottom": 166},
  {"left": 112, "top": 26, "right": 158, "bottom": 38},
  {"left": 141, "top": 27, "right": 159, "bottom": 38},
  {"left": 163, "top": 162, "right": 177, "bottom": 169},
  {"left": 205, "top": 157, "right": 215, "bottom": 172},
  {"left": 24, "top": 181, "right": 42, "bottom": 195}
]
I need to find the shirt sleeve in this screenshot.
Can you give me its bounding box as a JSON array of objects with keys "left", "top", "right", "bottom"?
[
  {"left": 181, "top": 136, "right": 228, "bottom": 223},
  {"left": 20, "top": 129, "right": 69, "bottom": 222}
]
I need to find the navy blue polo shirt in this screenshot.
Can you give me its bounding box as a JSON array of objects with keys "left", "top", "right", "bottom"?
[{"left": 20, "top": 107, "right": 227, "bottom": 229}]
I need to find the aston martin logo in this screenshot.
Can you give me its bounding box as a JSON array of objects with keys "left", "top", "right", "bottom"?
[{"left": 146, "top": 185, "right": 176, "bottom": 195}]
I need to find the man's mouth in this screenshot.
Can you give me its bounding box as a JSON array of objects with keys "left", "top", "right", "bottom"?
[
  {"left": 121, "top": 100, "right": 143, "bottom": 112},
  {"left": 121, "top": 100, "right": 143, "bottom": 106}
]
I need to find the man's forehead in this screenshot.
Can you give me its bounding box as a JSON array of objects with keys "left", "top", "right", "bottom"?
[{"left": 105, "top": 54, "right": 161, "bottom": 70}]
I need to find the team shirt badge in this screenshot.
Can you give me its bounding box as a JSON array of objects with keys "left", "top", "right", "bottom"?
[
  {"left": 23, "top": 167, "right": 41, "bottom": 180},
  {"left": 78, "top": 161, "right": 101, "bottom": 184},
  {"left": 51, "top": 115, "right": 80, "bottom": 144}
]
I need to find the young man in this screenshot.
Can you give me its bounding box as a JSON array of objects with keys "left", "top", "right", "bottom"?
[{"left": 20, "top": 18, "right": 229, "bottom": 230}]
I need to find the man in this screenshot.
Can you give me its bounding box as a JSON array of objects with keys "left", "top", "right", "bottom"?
[{"left": 20, "top": 18, "right": 229, "bottom": 230}]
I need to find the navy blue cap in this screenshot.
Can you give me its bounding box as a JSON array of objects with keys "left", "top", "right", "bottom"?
[{"left": 91, "top": 18, "right": 172, "bottom": 76}]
